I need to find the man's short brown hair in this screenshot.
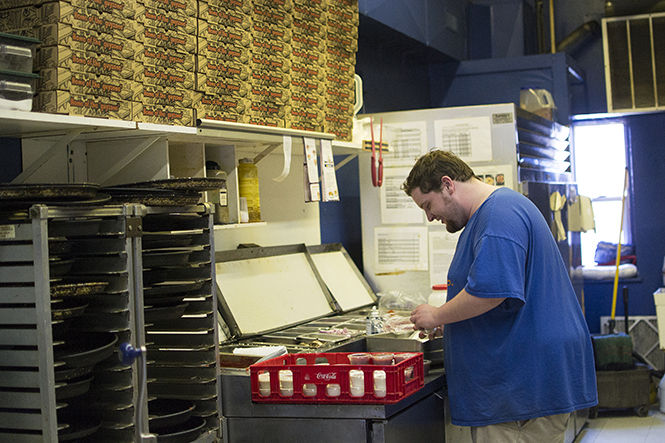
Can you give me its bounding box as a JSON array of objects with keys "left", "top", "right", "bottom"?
[{"left": 402, "top": 149, "right": 476, "bottom": 196}]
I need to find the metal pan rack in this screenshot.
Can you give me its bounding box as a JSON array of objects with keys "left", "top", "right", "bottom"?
[
  {"left": 0, "top": 204, "right": 147, "bottom": 442},
  {"left": 139, "top": 205, "right": 221, "bottom": 442},
  {"left": 0, "top": 203, "right": 221, "bottom": 442}
]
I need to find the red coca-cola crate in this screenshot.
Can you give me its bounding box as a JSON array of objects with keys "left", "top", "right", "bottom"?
[{"left": 250, "top": 352, "right": 424, "bottom": 404}]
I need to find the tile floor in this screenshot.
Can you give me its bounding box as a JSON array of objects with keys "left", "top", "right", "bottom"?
[{"left": 575, "top": 406, "right": 665, "bottom": 443}]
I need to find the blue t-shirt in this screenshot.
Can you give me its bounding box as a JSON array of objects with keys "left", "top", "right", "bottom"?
[{"left": 445, "top": 187, "right": 597, "bottom": 426}]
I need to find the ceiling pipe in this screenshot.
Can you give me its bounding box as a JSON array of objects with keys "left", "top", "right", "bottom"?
[
  {"left": 536, "top": 0, "right": 546, "bottom": 53},
  {"left": 556, "top": 21, "right": 601, "bottom": 54},
  {"left": 549, "top": 0, "right": 556, "bottom": 53}
]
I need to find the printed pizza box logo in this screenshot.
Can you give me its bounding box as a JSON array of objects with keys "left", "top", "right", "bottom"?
[
  {"left": 327, "top": 17, "right": 357, "bottom": 35},
  {"left": 141, "top": 9, "right": 195, "bottom": 34},
  {"left": 292, "top": 63, "right": 322, "bottom": 78},
  {"left": 292, "top": 4, "right": 325, "bottom": 22},
  {"left": 252, "top": 4, "right": 291, "bottom": 25},
  {"left": 250, "top": 54, "right": 291, "bottom": 71},
  {"left": 71, "top": 0, "right": 134, "bottom": 18},
  {"left": 201, "top": 41, "right": 249, "bottom": 62},
  {"left": 291, "top": 92, "right": 321, "bottom": 107},
  {"left": 291, "top": 47, "right": 324, "bottom": 66},
  {"left": 325, "top": 59, "right": 354, "bottom": 74},
  {"left": 141, "top": 28, "right": 195, "bottom": 53},
  {"left": 292, "top": 32, "right": 321, "bottom": 49},
  {"left": 141, "top": 47, "right": 193, "bottom": 70},
  {"left": 252, "top": 22, "right": 289, "bottom": 40},
  {"left": 327, "top": 4, "right": 358, "bottom": 22},
  {"left": 326, "top": 33, "right": 357, "bottom": 51},
  {"left": 292, "top": 18, "right": 323, "bottom": 36},
  {"left": 200, "top": 22, "right": 250, "bottom": 46},
  {"left": 204, "top": 5, "right": 250, "bottom": 28},
  {"left": 142, "top": 0, "right": 198, "bottom": 16}
]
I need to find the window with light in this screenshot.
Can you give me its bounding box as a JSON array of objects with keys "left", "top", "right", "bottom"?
[{"left": 572, "top": 122, "right": 631, "bottom": 267}]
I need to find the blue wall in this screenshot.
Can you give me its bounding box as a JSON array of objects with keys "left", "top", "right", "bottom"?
[
  {"left": 0, "top": 137, "right": 21, "bottom": 182},
  {"left": 319, "top": 155, "right": 364, "bottom": 272}
]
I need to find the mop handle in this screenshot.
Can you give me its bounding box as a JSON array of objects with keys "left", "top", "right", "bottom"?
[{"left": 610, "top": 168, "right": 629, "bottom": 320}]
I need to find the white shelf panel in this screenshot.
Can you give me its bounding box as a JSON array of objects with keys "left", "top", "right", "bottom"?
[
  {"left": 0, "top": 110, "right": 136, "bottom": 138},
  {"left": 0, "top": 111, "right": 343, "bottom": 147},
  {"left": 332, "top": 139, "right": 363, "bottom": 154},
  {"left": 214, "top": 222, "right": 267, "bottom": 230}
]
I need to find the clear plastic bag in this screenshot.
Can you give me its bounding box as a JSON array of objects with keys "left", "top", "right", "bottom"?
[{"left": 377, "top": 290, "right": 427, "bottom": 312}]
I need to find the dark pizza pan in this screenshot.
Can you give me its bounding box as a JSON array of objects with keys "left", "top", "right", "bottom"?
[
  {"left": 154, "top": 416, "right": 205, "bottom": 443},
  {"left": 0, "top": 183, "right": 100, "bottom": 200},
  {"left": 144, "top": 303, "right": 189, "bottom": 323},
  {"left": 50, "top": 281, "right": 109, "bottom": 298},
  {"left": 122, "top": 177, "right": 226, "bottom": 191},
  {"left": 53, "top": 332, "right": 117, "bottom": 368},
  {"left": 55, "top": 374, "right": 94, "bottom": 401},
  {"left": 148, "top": 399, "right": 196, "bottom": 431}
]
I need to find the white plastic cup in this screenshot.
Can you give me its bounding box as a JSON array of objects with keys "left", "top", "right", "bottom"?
[
  {"left": 258, "top": 372, "right": 271, "bottom": 397},
  {"left": 349, "top": 369, "right": 364, "bottom": 397},
  {"left": 326, "top": 383, "right": 341, "bottom": 397},
  {"left": 278, "top": 370, "right": 293, "bottom": 396},
  {"left": 302, "top": 383, "right": 317, "bottom": 397},
  {"left": 373, "top": 370, "right": 386, "bottom": 398}
]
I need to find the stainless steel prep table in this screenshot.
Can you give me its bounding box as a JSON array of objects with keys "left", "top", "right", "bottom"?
[
  {"left": 220, "top": 368, "right": 446, "bottom": 443},
  {"left": 213, "top": 243, "right": 447, "bottom": 442}
]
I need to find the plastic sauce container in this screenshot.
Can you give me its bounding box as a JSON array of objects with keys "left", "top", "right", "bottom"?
[
  {"left": 428, "top": 284, "right": 447, "bottom": 307},
  {"left": 238, "top": 158, "right": 261, "bottom": 222}
]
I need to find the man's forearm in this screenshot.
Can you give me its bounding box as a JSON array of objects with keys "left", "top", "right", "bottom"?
[{"left": 435, "top": 289, "right": 505, "bottom": 325}]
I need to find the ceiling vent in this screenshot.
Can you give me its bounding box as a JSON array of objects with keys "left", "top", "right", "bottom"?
[{"left": 602, "top": 12, "right": 665, "bottom": 112}]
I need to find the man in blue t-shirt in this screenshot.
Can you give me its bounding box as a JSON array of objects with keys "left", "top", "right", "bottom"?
[{"left": 403, "top": 150, "right": 597, "bottom": 443}]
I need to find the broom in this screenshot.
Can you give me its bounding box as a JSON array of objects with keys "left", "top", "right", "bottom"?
[
  {"left": 591, "top": 168, "right": 633, "bottom": 371},
  {"left": 608, "top": 167, "right": 630, "bottom": 333}
]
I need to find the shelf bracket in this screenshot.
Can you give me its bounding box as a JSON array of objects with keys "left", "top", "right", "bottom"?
[
  {"left": 96, "top": 136, "right": 162, "bottom": 185},
  {"left": 335, "top": 153, "right": 359, "bottom": 171},
  {"left": 252, "top": 143, "right": 280, "bottom": 164},
  {"left": 12, "top": 128, "right": 84, "bottom": 184}
]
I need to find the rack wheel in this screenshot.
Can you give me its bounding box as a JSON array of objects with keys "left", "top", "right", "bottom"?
[
  {"left": 588, "top": 406, "right": 598, "bottom": 419},
  {"left": 635, "top": 405, "right": 649, "bottom": 417}
]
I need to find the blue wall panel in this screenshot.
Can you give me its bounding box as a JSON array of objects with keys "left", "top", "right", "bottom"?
[
  {"left": 319, "top": 155, "right": 364, "bottom": 272},
  {"left": 429, "top": 53, "right": 580, "bottom": 124},
  {"left": 0, "top": 137, "right": 21, "bottom": 182}
]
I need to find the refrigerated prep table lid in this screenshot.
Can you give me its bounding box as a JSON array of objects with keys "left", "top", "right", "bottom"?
[
  {"left": 306, "top": 243, "right": 377, "bottom": 312},
  {"left": 214, "top": 244, "right": 340, "bottom": 339}
]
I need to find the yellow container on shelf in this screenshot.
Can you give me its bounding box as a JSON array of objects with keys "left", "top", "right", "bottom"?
[{"left": 238, "top": 158, "right": 261, "bottom": 222}]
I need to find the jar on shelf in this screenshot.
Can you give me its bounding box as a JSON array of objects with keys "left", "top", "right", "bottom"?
[
  {"left": 237, "top": 158, "right": 261, "bottom": 222},
  {"left": 428, "top": 284, "right": 448, "bottom": 307}
]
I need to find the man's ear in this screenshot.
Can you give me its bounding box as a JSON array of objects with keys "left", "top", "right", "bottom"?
[{"left": 441, "top": 176, "right": 453, "bottom": 193}]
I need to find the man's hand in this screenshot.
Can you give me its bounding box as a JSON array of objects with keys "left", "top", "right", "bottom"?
[
  {"left": 410, "top": 303, "right": 440, "bottom": 330},
  {"left": 418, "top": 325, "right": 444, "bottom": 340}
]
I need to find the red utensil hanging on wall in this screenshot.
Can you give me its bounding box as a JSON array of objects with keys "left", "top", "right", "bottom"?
[{"left": 370, "top": 117, "right": 383, "bottom": 187}]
